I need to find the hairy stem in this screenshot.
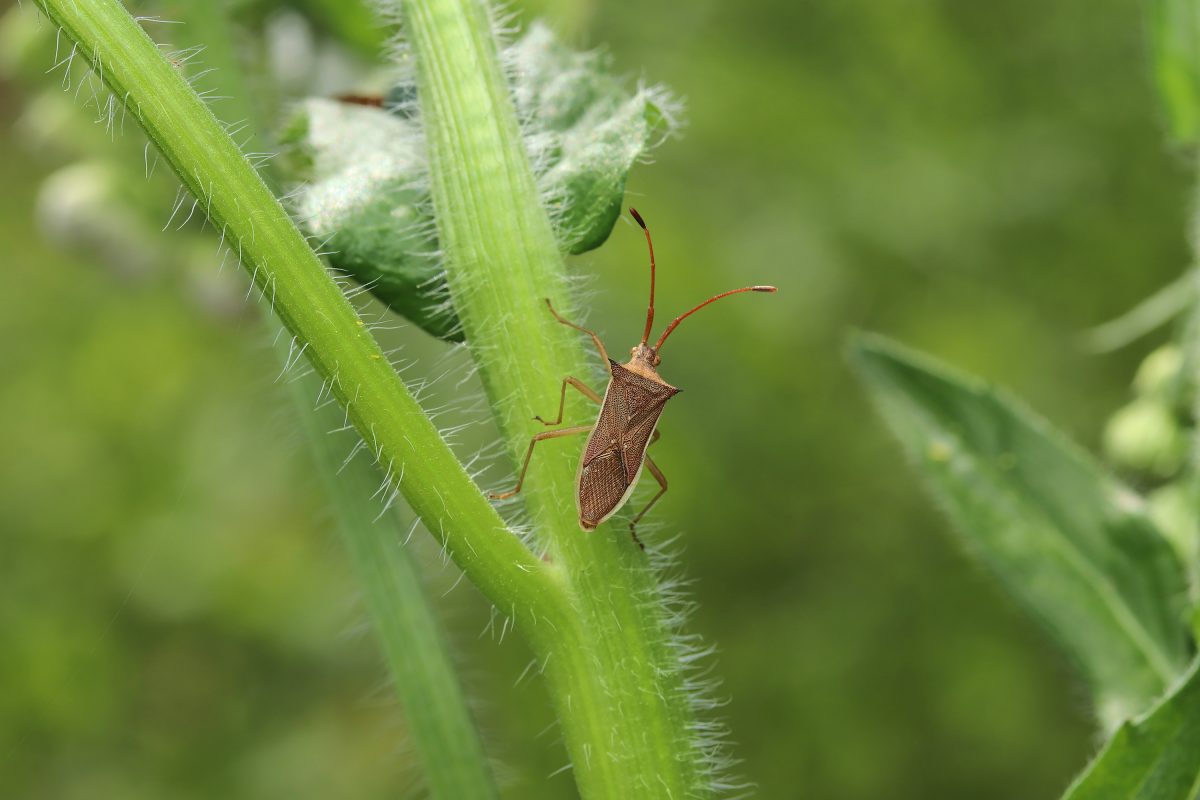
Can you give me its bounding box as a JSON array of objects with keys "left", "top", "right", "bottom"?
[
  {"left": 31, "top": 0, "right": 567, "bottom": 641},
  {"left": 34, "top": 0, "right": 716, "bottom": 794},
  {"left": 166, "top": 3, "right": 499, "bottom": 791},
  {"left": 287, "top": 355, "right": 497, "bottom": 798},
  {"left": 397, "top": 0, "right": 710, "bottom": 795}
]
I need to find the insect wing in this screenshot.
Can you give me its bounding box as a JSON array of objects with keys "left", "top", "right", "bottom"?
[{"left": 577, "top": 362, "right": 678, "bottom": 528}]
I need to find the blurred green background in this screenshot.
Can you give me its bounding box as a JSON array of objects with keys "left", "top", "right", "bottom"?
[{"left": 0, "top": 0, "right": 1190, "bottom": 797}]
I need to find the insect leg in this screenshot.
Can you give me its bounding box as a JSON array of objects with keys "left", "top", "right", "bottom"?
[
  {"left": 628, "top": 453, "right": 668, "bottom": 550},
  {"left": 535, "top": 376, "right": 602, "bottom": 426},
  {"left": 488, "top": 425, "right": 592, "bottom": 500},
  {"left": 544, "top": 299, "right": 611, "bottom": 364}
]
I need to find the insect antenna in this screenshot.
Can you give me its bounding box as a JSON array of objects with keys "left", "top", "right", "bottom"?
[
  {"left": 629, "top": 207, "right": 657, "bottom": 345},
  {"left": 653, "top": 285, "right": 777, "bottom": 351}
]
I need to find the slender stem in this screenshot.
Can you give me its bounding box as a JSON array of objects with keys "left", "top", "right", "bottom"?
[
  {"left": 34, "top": 0, "right": 715, "bottom": 794},
  {"left": 397, "top": 0, "right": 709, "bottom": 795},
  {"left": 287, "top": 355, "right": 497, "bottom": 798},
  {"left": 31, "top": 0, "right": 566, "bottom": 638},
  {"left": 160, "top": 3, "right": 499, "bottom": 792}
]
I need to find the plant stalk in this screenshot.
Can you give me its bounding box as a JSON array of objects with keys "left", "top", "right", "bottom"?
[
  {"left": 31, "top": 0, "right": 567, "bottom": 644},
  {"left": 167, "top": 3, "right": 500, "bottom": 791},
  {"left": 287, "top": 355, "right": 497, "bottom": 798},
  {"left": 33, "top": 0, "right": 716, "bottom": 794},
  {"left": 397, "top": 0, "right": 710, "bottom": 795}
]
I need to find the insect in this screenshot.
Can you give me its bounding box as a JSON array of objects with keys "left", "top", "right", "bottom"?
[{"left": 490, "top": 208, "right": 777, "bottom": 548}]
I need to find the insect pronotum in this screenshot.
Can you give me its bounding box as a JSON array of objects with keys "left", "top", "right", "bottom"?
[{"left": 490, "top": 208, "right": 777, "bottom": 548}]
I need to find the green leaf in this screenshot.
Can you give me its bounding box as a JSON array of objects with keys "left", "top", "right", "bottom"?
[
  {"left": 283, "top": 99, "right": 461, "bottom": 341},
  {"left": 850, "top": 334, "right": 1191, "bottom": 729},
  {"left": 1149, "top": 0, "right": 1200, "bottom": 145},
  {"left": 511, "top": 22, "right": 678, "bottom": 254},
  {"left": 1063, "top": 657, "right": 1200, "bottom": 799},
  {"left": 282, "top": 22, "right": 676, "bottom": 340}
]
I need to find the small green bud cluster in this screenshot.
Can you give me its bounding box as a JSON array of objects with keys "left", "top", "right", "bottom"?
[
  {"left": 1103, "top": 344, "right": 1198, "bottom": 571},
  {"left": 1104, "top": 345, "right": 1191, "bottom": 479}
]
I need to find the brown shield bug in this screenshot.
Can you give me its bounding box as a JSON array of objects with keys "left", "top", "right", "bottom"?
[{"left": 490, "top": 208, "right": 777, "bottom": 548}]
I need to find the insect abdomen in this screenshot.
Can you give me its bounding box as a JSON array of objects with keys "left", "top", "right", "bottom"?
[
  {"left": 576, "top": 361, "right": 678, "bottom": 529},
  {"left": 578, "top": 447, "right": 633, "bottom": 529}
]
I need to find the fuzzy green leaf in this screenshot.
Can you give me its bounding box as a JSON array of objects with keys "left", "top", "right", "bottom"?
[
  {"left": 283, "top": 23, "right": 675, "bottom": 339},
  {"left": 283, "top": 99, "right": 460, "bottom": 341},
  {"left": 1150, "top": 0, "right": 1200, "bottom": 145},
  {"left": 511, "top": 22, "right": 677, "bottom": 254},
  {"left": 1063, "top": 657, "right": 1200, "bottom": 799},
  {"left": 850, "top": 334, "right": 1191, "bottom": 728}
]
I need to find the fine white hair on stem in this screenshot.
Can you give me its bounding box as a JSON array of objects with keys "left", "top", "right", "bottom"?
[{"left": 368, "top": 5, "right": 728, "bottom": 794}]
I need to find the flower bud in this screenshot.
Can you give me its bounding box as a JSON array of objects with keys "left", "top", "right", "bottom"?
[
  {"left": 1133, "top": 345, "right": 1183, "bottom": 398},
  {"left": 1102, "top": 398, "right": 1187, "bottom": 478}
]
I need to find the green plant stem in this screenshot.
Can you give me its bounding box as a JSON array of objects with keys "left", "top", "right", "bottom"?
[
  {"left": 398, "top": 0, "right": 708, "bottom": 796},
  {"left": 31, "top": 0, "right": 565, "bottom": 640},
  {"left": 36, "top": 0, "right": 712, "bottom": 794},
  {"left": 287, "top": 355, "right": 497, "bottom": 798},
  {"left": 166, "top": 2, "right": 499, "bottom": 791},
  {"left": 167, "top": 0, "right": 269, "bottom": 161}
]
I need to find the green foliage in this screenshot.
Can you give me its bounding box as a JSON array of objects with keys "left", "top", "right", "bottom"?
[
  {"left": 14, "top": 0, "right": 1200, "bottom": 796},
  {"left": 396, "top": 0, "right": 710, "bottom": 794},
  {"left": 1064, "top": 659, "right": 1200, "bottom": 799},
  {"left": 26, "top": 0, "right": 707, "bottom": 797},
  {"left": 282, "top": 21, "right": 675, "bottom": 341},
  {"left": 281, "top": 99, "right": 459, "bottom": 340},
  {"left": 850, "top": 335, "right": 1192, "bottom": 729},
  {"left": 510, "top": 22, "right": 677, "bottom": 254}
]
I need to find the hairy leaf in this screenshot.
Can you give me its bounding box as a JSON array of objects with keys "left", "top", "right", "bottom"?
[
  {"left": 1063, "top": 658, "right": 1200, "bottom": 799},
  {"left": 850, "top": 334, "right": 1191, "bottom": 728},
  {"left": 282, "top": 99, "right": 460, "bottom": 341},
  {"left": 510, "top": 22, "right": 677, "bottom": 254},
  {"left": 282, "top": 22, "right": 676, "bottom": 340}
]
